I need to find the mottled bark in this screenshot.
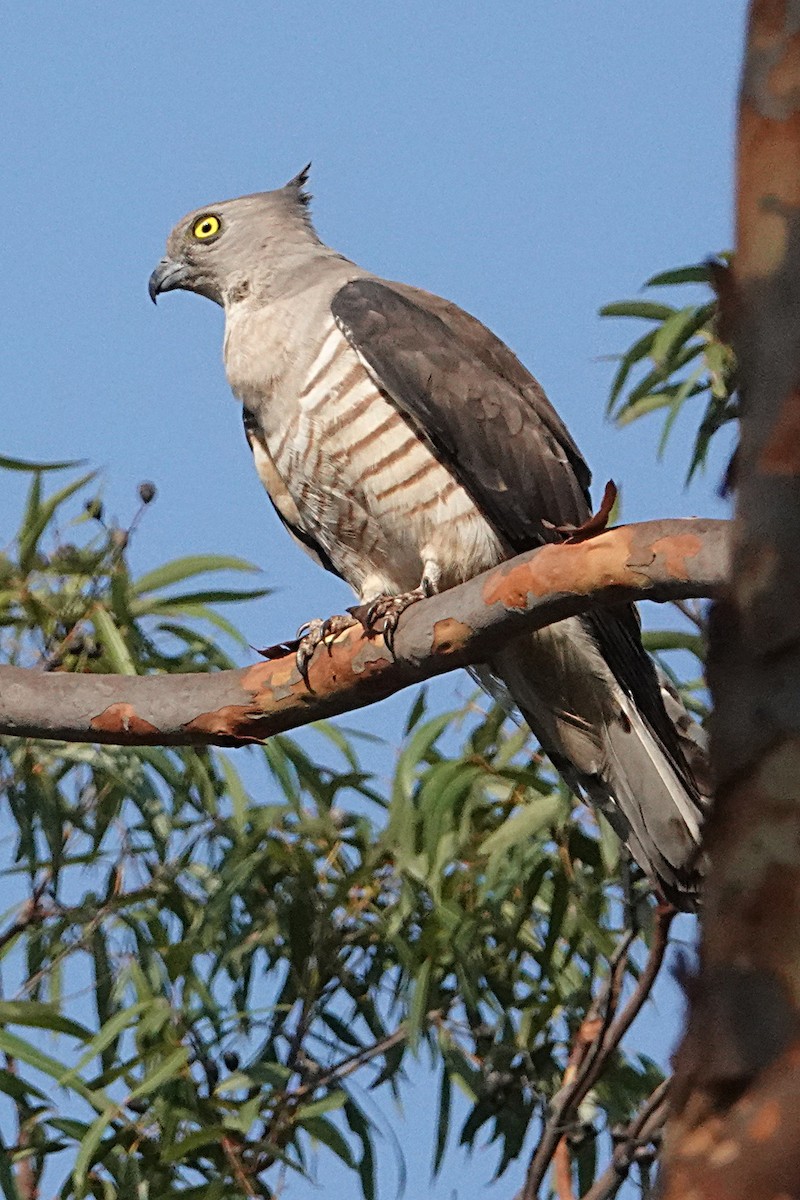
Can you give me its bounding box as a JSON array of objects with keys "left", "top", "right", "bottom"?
[
  {"left": 0, "top": 518, "right": 727, "bottom": 747},
  {"left": 661, "top": 5, "right": 800, "bottom": 1197}
]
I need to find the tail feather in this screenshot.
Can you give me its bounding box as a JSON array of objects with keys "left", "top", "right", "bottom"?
[{"left": 485, "top": 618, "right": 708, "bottom": 910}]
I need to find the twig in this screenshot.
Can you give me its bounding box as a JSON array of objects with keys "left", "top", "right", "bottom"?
[
  {"left": 519, "top": 931, "right": 635, "bottom": 1200},
  {"left": 2, "top": 1056, "right": 40, "bottom": 1200},
  {"left": 546, "top": 930, "right": 636, "bottom": 1200},
  {"left": 221, "top": 1136, "right": 259, "bottom": 1198},
  {"left": 579, "top": 1079, "right": 670, "bottom": 1200},
  {"left": 290, "top": 1012, "right": 440, "bottom": 1102},
  {"left": 671, "top": 598, "right": 706, "bottom": 632},
  {"left": 576, "top": 906, "right": 674, "bottom": 1100},
  {"left": 0, "top": 881, "right": 52, "bottom": 953},
  {"left": 554, "top": 1136, "right": 577, "bottom": 1200},
  {"left": 519, "top": 907, "right": 673, "bottom": 1200}
]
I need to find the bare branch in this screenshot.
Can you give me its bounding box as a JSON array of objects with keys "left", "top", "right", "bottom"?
[
  {"left": 520, "top": 909, "right": 673, "bottom": 1200},
  {"left": 0, "top": 517, "right": 729, "bottom": 747},
  {"left": 554, "top": 1138, "right": 577, "bottom": 1200},
  {"left": 579, "top": 1079, "right": 670, "bottom": 1200}
]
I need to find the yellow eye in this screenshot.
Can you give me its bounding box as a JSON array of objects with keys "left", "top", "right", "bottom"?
[{"left": 192, "top": 214, "right": 221, "bottom": 240}]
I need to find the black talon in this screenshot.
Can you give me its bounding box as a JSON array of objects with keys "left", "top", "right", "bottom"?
[
  {"left": 295, "top": 642, "right": 316, "bottom": 691},
  {"left": 293, "top": 613, "right": 357, "bottom": 686},
  {"left": 383, "top": 612, "right": 400, "bottom": 656},
  {"left": 365, "top": 598, "right": 383, "bottom": 631}
]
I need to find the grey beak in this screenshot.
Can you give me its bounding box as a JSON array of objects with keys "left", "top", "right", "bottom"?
[{"left": 148, "top": 258, "right": 190, "bottom": 304}]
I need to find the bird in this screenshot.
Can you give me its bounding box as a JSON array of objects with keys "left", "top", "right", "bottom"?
[{"left": 149, "top": 166, "right": 707, "bottom": 909}]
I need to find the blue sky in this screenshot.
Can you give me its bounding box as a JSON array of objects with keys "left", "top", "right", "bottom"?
[{"left": 2, "top": 3, "right": 747, "bottom": 1196}]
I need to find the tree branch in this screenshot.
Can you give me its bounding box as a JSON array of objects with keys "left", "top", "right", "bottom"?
[
  {"left": 0, "top": 518, "right": 729, "bottom": 747},
  {"left": 520, "top": 908, "right": 673, "bottom": 1200},
  {"left": 579, "top": 1079, "right": 670, "bottom": 1200}
]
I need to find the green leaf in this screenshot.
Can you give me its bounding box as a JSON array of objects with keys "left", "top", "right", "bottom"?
[
  {"left": 605, "top": 328, "right": 658, "bottom": 414},
  {"left": 299, "top": 1090, "right": 349, "bottom": 1120},
  {"left": 645, "top": 263, "right": 713, "bottom": 286},
  {"left": 90, "top": 604, "right": 138, "bottom": 675},
  {"left": 135, "top": 585, "right": 271, "bottom": 610},
  {"left": 133, "top": 555, "right": 261, "bottom": 596},
  {"left": 126, "top": 1045, "right": 189, "bottom": 1101},
  {"left": 60, "top": 1002, "right": 148, "bottom": 1085},
  {"left": 0, "top": 1028, "right": 100, "bottom": 1103},
  {"left": 598, "top": 300, "right": 677, "bottom": 321},
  {"left": 301, "top": 1114, "right": 355, "bottom": 1169},
  {"left": 0, "top": 453, "right": 85, "bottom": 473},
  {"left": 161, "top": 1125, "right": 231, "bottom": 1162},
  {"left": 407, "top": 958, "right": 433, "bottom": 1049},
  {"left": 0, "top": 1000, "right": 92, "bottom": 1040},
  {"left": 344, "top": 1098, "right": 377, "bottom": 1200},
  {"left": 481, "top": 793, "right": 562, "bottom": 858},
  {"left": 656, "top": 370, "right": 704, "bottom": 458},
  {"left": 218, "top": 755, "right": 252, "bottom": 834},
  {"left": 649, "top": 306, "right": 708, "bottom": 367},
  {"left": 404, "top": 688, "right": 428, "bottom": 735},
  {"left": 18, "top": 470, "right": 98, "bottom": 573},
  {"left": 71, "top": 1103, "right": 118, "bottom": 1191},
  {"left": 614, "top": 393, "right": 673, "bottom": 427},
  {"left": 154, "top": 610, "right": 248, "bottom": 652},
  {"left": 432, "top": 1061, "right": 451, "bottom": 1177},
  {"left": 0, "top": 1067, "right": 49, "bottom": 1105}
]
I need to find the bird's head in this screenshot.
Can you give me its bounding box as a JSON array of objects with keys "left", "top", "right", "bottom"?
[{"left": 148, "top": 164, "right": 317, "bottom": 307}]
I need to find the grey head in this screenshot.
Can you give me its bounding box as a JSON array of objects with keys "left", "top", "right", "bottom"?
[{"left": 149, "top": 165, "right": 330, "bottom": 307}]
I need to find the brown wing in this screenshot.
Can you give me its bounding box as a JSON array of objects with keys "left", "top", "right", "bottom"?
[
  {"left": 331, "top": 278, "right": 591, "bottom": 552},
  {"left": 332, "top": 279, "right": 698, "bottom": 790}
]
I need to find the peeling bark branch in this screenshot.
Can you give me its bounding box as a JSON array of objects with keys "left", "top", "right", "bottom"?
[
  {"left": 0, "top": 518, "right": 728, "bottom": 748},
  {"left": 662, "top": 6, "right": 800, "bottom": 1197}
]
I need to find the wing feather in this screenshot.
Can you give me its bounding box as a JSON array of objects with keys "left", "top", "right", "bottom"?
[
  {"left": 331, "top": 278, "right": 591, "bottom": 551},
  {"left": 331, "top": 278, "right": 699, "bottom": 800}
]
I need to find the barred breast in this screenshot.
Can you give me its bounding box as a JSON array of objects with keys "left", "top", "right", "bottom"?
[{"left": 239, "top": 313, "right": 504, "bottom": 602}]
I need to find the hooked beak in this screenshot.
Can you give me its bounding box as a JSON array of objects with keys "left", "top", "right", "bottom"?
[{"left": 148, "top": 257, "right": 191, "bottom": 304}]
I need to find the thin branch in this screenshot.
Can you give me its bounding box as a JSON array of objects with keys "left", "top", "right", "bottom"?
[
  {"left": 0, "top": 880, "right": 52, "bottom": 953},
  {"left": 671, "top": 598, "right": 706, "bottom": 631},
  {"left": 520, "top": 931, "right": 636, "bottom": 1200},
  {"left": 579, "top": 1079, "right": 670, "bottom": 1200},
  {"left": 578, "top": 906, "right": 674, "bottom": 1099},
  {"left": 554, "top": 1138, "right": 577, "bottom": 1200},
  {"left": 221, "top": 1136, "right": 259, "bottom": 1199},
  {"left": 0, "top": 518, "right": 730, "bottom": 747},
  {"left": 290, "top": 1012, "right": 440, "bottom": 1102},
  {"left": 520, "top": 908, "right": 673, "bottom": 1200}
]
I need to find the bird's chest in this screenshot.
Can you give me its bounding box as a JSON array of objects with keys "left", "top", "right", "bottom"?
[
  {"left": 223, "top": 300, "right": 303, "bottom": 430},
  {"left": 227, "top": 312, "right": 502, "bottom": 590}
]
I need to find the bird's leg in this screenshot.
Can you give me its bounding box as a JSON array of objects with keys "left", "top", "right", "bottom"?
[{"left": 363, "top": 559, "right": 441, "bottom": 653}]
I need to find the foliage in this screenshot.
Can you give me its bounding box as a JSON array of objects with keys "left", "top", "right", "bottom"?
[
  {"left": 600, "top": 260, "right": 737, "bottom": 481},
  {"left": 598, "top": 258, "right": 740, "bottom": 725},
  {"left": 0, "top": 461, "right": 671, "bottom": 1200},
  {"left": 0, "top": 269, "right": 738, "bottom": 1199}
]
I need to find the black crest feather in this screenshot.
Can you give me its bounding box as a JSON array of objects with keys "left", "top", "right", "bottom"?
[{"left": 285, "top": 162, "right": 312, "bottom": 208}]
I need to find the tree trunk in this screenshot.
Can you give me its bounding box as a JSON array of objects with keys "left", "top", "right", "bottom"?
[{"left": 661, "top": 5, "right": 800, "bottom": 1195}]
